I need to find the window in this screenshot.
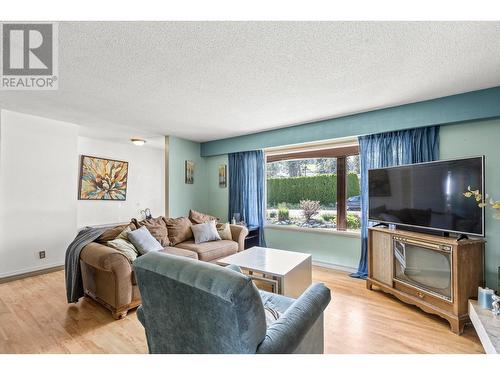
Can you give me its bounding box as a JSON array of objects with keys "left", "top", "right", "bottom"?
[{"left": 265, "top": 143, "right": 361, "bottom": 232}]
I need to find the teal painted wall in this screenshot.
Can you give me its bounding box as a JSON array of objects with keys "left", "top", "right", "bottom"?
[
  {"left": 206, "top": 154, "right": 229, "bottom": 221},
  {"left": 168, "top": 136, "right": 207, "bottom": 218},
  {"left": 201, "top": 86, "right": 500, "bottom": 156},
  {"left": 440, "top": 119, "right": 500, "bottom": 288},
  {"left": 265, "top": 228, "right": 360, "bottom": 269}
]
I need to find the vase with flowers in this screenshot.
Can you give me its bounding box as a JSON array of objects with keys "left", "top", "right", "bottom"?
[{"left": 463, "top": 186, "right": 500, "bottom": 219}]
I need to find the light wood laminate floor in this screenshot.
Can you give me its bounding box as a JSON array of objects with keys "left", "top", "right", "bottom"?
[{"left": 0, "top": 266, "right": 484, "bottom": 354}]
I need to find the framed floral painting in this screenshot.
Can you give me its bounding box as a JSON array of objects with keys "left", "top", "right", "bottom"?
[{"left": 78, "top": 155, "right": 128, "bottom": 200}]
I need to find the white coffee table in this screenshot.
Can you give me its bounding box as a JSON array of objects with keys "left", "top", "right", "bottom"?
[{"left": 217, "top": 246, "right": 312, "bottom": 298}]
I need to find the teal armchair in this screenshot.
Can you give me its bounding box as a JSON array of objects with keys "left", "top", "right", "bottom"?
[{"left": 133, "top": 251, "right": 331, "bottom": 354}]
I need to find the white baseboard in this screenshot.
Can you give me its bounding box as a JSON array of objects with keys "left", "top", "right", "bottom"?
[
  {"left": 0, "top": 262, "right": 64, "bottom": 279},
  {"left": 312, "top": 260, "right": 357, "bottom": 273}
]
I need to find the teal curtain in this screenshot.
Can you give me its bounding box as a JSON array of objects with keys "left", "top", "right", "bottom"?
[
  {"left": 351, "top": 126, "right": 440, "bottom": 279},
  {"left": 228, "top": 150, "right": 266, "bottom": 246}
]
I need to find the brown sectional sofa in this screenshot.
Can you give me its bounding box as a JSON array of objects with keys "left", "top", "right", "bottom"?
[{"left": 79, "top": 217, "right": 248, "bottom": 319}]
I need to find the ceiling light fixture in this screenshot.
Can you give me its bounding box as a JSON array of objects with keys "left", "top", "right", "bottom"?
[{"left": 130, "top": 138, "right": 146, "bottom": 146}]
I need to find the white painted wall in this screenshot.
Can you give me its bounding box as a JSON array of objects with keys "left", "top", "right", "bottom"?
[
  {"left": 0, "top": 110, "right": 79, "bottom": 277},
  {"left": 77, "top": 137, "right": 164, "bottom": 227},
  {"left": 0, "top": 110, "right": 165, "bottom": 278}
]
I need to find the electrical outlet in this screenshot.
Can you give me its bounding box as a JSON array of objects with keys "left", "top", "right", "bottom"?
[{"left": 39, "top": 251, "right": 46, "bottom": 259}]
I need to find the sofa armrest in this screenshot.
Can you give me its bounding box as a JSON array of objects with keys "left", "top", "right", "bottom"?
[
  {"left": 230, "top": 225, "right": 249, "bottom": 252},
  {"left": 256, "top": 283, "right": 331, "bottom": 354},
  {"left": 80, "top": 242, "right": 134, "bottom": 312},
  {"left": 80, "top": 242, "right": 131, "bottom": 274}
]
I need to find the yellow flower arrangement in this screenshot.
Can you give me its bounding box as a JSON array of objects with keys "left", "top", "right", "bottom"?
[{"left": 463, "top": 186, "right": 500, "bottom": 219}]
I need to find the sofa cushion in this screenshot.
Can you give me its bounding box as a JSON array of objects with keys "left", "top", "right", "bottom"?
[
  {"left": 159, "top": 246, "right": 198, "bottom": 260},
  {"left": 128, "top": 226, "right": 163, "bottom": 255},
  {"left": 164, "top": 217, "right": 193, "bottom": 245},
  {"left": 107, "top": 227, "right": 139, "bottom": 261},
  {"left": 216, "top": 222, "right": 232, "bottom": 240},
  {"left": 175, "top": 239, "right": 238, "bottom": 262},
  {"left": 189, "top": 209, "right": 219, "bottom": 224},
  {"left": 191, "top": 221, "right": 221, "bottom": 244},
  {"left": 96, "top": 223, "right": 135, "bottom": 244},
  {"left": 107, "top": 238, "right": 137, "bottom": 262},
  {"left": 132, "top": 217, "right": 170, "bottom": 247}
]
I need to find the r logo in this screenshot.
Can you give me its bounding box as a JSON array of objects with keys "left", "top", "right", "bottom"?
[{"left": 2, "top": 23, "right": 53, "bottom": 76}]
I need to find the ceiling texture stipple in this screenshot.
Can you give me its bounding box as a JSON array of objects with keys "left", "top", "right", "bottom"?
[{"left": 1, "top": 21, "right": 500, "bottom": 143}]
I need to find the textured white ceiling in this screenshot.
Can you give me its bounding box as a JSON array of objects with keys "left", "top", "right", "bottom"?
[{"left": 2, "top": 21, "right": 500, "bottom": 143}]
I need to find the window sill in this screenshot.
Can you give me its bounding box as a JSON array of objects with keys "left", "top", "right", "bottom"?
[{"left": 264, "top": 224, "right": 361, "bottom": 238}]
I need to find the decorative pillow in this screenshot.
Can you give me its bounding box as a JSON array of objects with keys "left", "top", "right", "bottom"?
[
  {"left": 264, "top": 306, "right": 282, "bottom": 327},
  {"left": 164, "top": 217, "right": 193, "bottom": 245},
  {"left": 107, "top": 226, "right": 139, "bottom": 261},
  {"left": 96, "top": 223, "right": 135, "bottom": 244},
  {"left": 216, "top": 222, "right": 232, "bottom": 240},
  {"left": 131, "top": 217, "right": 170, "bottom": 246},
  {"left": 127, "top": 226, "right": 163, "bottom": 255},
  {"left": 191, "top": 221, "right": 221, "bottom": 244},
  {"left": 188, "top": 209, "right": 219, "bottom": 224},
  {"left": 115, "top": 225, "right": 133, "bottom": 240}
]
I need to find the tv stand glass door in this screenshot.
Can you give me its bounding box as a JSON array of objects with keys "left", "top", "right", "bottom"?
[{"left": 393, "top": 236, "right": 453, "bottom": 302}]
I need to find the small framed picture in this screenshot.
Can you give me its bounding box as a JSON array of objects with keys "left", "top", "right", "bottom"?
[
  {"left": 218, "top": 164, "right": 227, "bottom": 188},
  {"left": 185, "top": 160, "right": 194, "bottom": 184}
]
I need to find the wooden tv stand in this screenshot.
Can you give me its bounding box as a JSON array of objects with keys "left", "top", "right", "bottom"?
[{"left": 366, "top": 227, "right": 485, "bottom": 334}]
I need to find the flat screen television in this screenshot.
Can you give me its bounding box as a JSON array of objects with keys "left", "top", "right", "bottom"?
[{"left": 368, "top": 156, "right": 484, "bottom": 236}]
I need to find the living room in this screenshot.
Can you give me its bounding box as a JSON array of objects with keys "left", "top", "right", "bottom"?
[{"left": 1, "top": 1, "right": 500, "bottom": 373}]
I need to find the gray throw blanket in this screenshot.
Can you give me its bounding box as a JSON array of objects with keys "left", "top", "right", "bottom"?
[{"left": 65, "top": 226, "right": 106, "bottom": 303}]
